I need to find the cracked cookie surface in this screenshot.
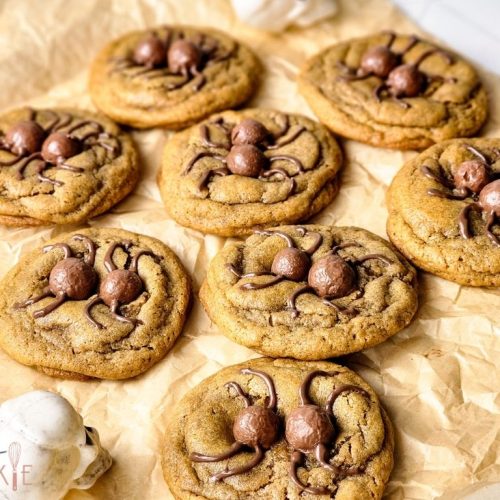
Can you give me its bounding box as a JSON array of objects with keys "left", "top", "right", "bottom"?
[
  {"left": 89, "top": 25, "right": 261, "bottom": 129},
  {"left": 200, "top": 225, "right": 418, "bottom": 359},
  {"left": 0, "top": 107, "right": 139, "bottom": 227},
  {"left": 162, "top": 357, "right": 394, "bottom": 500},
  {"left": 0, "top": 227, "right": 190, "bottom": 379},
  {"left": 298, "top": 32, "right": 488, "bottom": 150},
  {"left": 158, "top": 110, "right": 342, "bottom": 237},
  {"left": 387, "top": 138, "right": 500, "bottom": 286}
]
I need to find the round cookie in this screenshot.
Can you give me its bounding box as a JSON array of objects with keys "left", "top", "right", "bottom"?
[
  {"left": 158, "top": 110, "right": 342, "bottom": 236},
  {"left": 0, "top": 107, "right": 139, "bottom": 227},
  {"left": 162, "top": 357, "right": 394, "bottom": 499},
  {"left": 200, "top": 225, "right": 418, "bottom": 359},
  {"left": 387, "top": 138, "right": 500, "bottom": 286},
  {"left": 0, "top": 228, "right": 190, "bottom": 380},
  {"left": 298, "top": 31, "right": 488, "bottom": 150},
  {"left": 89, "top": 25, "right": 261, "bottom": 129}
]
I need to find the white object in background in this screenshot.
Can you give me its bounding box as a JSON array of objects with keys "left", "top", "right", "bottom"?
[
  {"left": 231, "top": 0, "right": 337, "bottom": 32},
  {"left": 0, "top": 391, "right": 112, "bottom": 500}
]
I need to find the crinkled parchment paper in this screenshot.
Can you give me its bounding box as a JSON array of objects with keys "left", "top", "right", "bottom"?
[{"left": 0, "top": 0, "right": 498, "bottom": 498}]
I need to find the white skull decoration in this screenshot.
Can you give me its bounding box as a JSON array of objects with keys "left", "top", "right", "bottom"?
[
  {"left": 230, "top": 0, "right": 338, "bottom": 32},
  {"left": 0, "top": 391, "right": 112, "bottom": 500}
]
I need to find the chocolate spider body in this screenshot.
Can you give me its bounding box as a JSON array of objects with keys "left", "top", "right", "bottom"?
[
  {"left": 112, "top": 28, "right": 232, "bottom": 91},
  {"left": 228, "top": 229, "right": 391, "bottom": 318},
  {"left": 421, "top": 145, "right": 500, "bottom": 246},
  {"left": 85, "top": 241, "right": 154, "bottom": 329},
  {"left": 16, "top": 235, "right": 97, "bottom": 318},
  {"left": 190, "top": 368, "right": 280, "bottom": 482},
  {"left": 183, "top": 115, "right": 312, "bottom": 196},
  {"left": 286, "top": 371, "right": 370, "bottom": 495},
  {"left": 338, "top": 31, "right": 453, "bottom": 108},
  {"left": 0, "top": 109, "right": 119, "bottom": 186}
]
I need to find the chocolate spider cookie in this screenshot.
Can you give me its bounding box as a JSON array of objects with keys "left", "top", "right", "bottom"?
[
  {"left": 0, "top": 227, "right": 190, "bottom": 379},
  {"left": 158, "top": 110, "right": 342, "bottom": 236},
  {"left": 0, "top": 107, "right": 138, "bottom": 226},
  {"left": 387, "top": 138, "right": 500, "bottom": 286},
  {"left": 162, "top": 357, "right": 394, "bottom": 499},
  {"left": 298, "top": 31, "right": 488, "bottom": 150},
  {"left": 200, "top": 225, "right": 417, "bottom": 359},
  {"left": 89, "top": 25, "right": 261, "bottom": 129}
]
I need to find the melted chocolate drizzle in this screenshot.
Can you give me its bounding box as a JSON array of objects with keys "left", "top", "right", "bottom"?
[
  {"left": 109, "top": 27, "right": 234, "bottom": 92},
  {"left": 336, "top": 31, "right": 454, "bottom": 108},
  {"left": 190, "top": 368, "right": 280, "bottom": 482},
  {"left": 420, "top": 145, "right": 500, "bottom": 246},
  {"left": 229, "top": 230, "right": 392, "bottom": 318},
  {"left": 0, "top": 108, "right": 120, "bottom": 186},
  {"left": 16, "top": 236, "right": 156, "bottom": 328},
  {"left": 181, "top": 113, "right": 318, "bottom": 200}
]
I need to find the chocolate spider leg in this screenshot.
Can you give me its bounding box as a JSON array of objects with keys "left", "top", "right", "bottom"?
[
  {"left": 353, "top": 254, "right": 393, "bottom": 265},
  {"left": 199, "top": 123, "right": 231, "bottom": 149},
  {"left": 197, "top": 167, "right": 229, "bottom": 190},
  {"left": 15, "top": 286, "right": 52, "bottom": 309},
  {"left": 383, "top": 31, "right": 397, "bottom": 49},
  {"left": 85, "top": 295, "right": 104, "bottom": 329},
  {"left": 298, "top": 370, "right": 334, "bottom": 405},
  {"left": 458, "top": 202, "right": 480, "bottom": 239},
  {"left": 331, "top": 242, "right": 361, "bottom": 254},
  {"left": 254, "top": 229, "right": 295, "bottom": 247},
  {"left": 399, "top": 35, "right": 419, "bottom": 55},
  {"left": 43, "top": 243, "right": 72, "bottom": 258},
  {"left": 190, "top": 67, "right": 206, "bottom": 91},
  {"left": 33, "top": 292, "right": 67, "bottom": 318},
  {"left": 325, "top": 385, "right": 370, "bottom": 415},
  {"left": 225, "top": 381, "right": 251, "bottom": 407},
  {"left": 72, "top": 234, "right": 97, "bottom": 266},
  {"left": 426, "top": 188, "right": 469, "bottom": 200},
  {"left": 104, "top": 241, "right": 132, "bottom": 272},
  {"left": 190, "top": 442, "right": 244, "bottom": 463},
  {"left": 241, "top": 275, "right": 284, "bottom": 290},
  {"left": 485, "top": 211, "right": 500, "bottom": 247},
  {"left": 15, "top": 152, "right": 42, "bottom": 178},
  {"left": 66, "top": 120, "right": 103, "bottom": 136},
  {"left": 287, "top": 285, "right": 313, "bottom": 318},
  {"left": 259, "top": 168, "right": 295, "bottom": 197},
  {"left": 414, "top": 49, "right": 452, "bottom": 69},
  {"left": 166, "top": 74, "right": 191, "bottom": 90},
  {"left": 41, "top": 109, "right": 61, "bottom": 132},
  {"left": 129, "top": 250, "right": 155, "bottom": 273},
  {"left": 211, "top": 445, "right": 264, "bottom": 482},
  {"left": 272, "top": 114, "right": 290, "bottom": 140},
  {"left": 51, "top": 113, "right": 73, "bottom": 132},
  {"left": 240, "top": 368, "right": 278, "bottom": 410},
  {"left": 0, "top": 152, "right": 27, "bottom": 167},
  {"left": 420, "top": 165, "right": 452, "bottom": 188},
  {"left": 182, "top": 152, "right": 227, "bottom": 175},
  {"left": 225, "top": 263, "right": 274, "bottom": 280},
  {"left": 314, "top": 443, "right": 340, "bottom": 473},
  {"left": 295, "top": 227, "right": 322, "bottom": 251},
  {"left": 373, "top": 83, "right": 385, "bottom": 102},
  {"left": 289, "top": 450, "right": 329, "bottom": 495},
  {"left": 321, "top": 299, "right": 357, "bottom": 317},
  {"left": 466, "top": 145, "right": 488, "bottom": 164},
  {"left": 268, "top": 154, "right": 305, "bottom": 175},
  {"left": 36, "top": 161, "right": 63, "bottom": 186},
  {"left": 267, "top": 126, "right": 306, "bottom": 150},
  {"left": 109, "top": 300, "right": 139, "bottom": 326}
]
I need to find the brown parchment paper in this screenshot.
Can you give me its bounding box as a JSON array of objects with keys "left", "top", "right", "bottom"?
[{"left": 0, "top": 0, "right": 498, "bottom": 498}]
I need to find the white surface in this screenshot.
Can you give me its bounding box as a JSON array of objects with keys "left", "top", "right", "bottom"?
[{"left": 392, "top": 0, "right": 500, "bottom": 74}]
